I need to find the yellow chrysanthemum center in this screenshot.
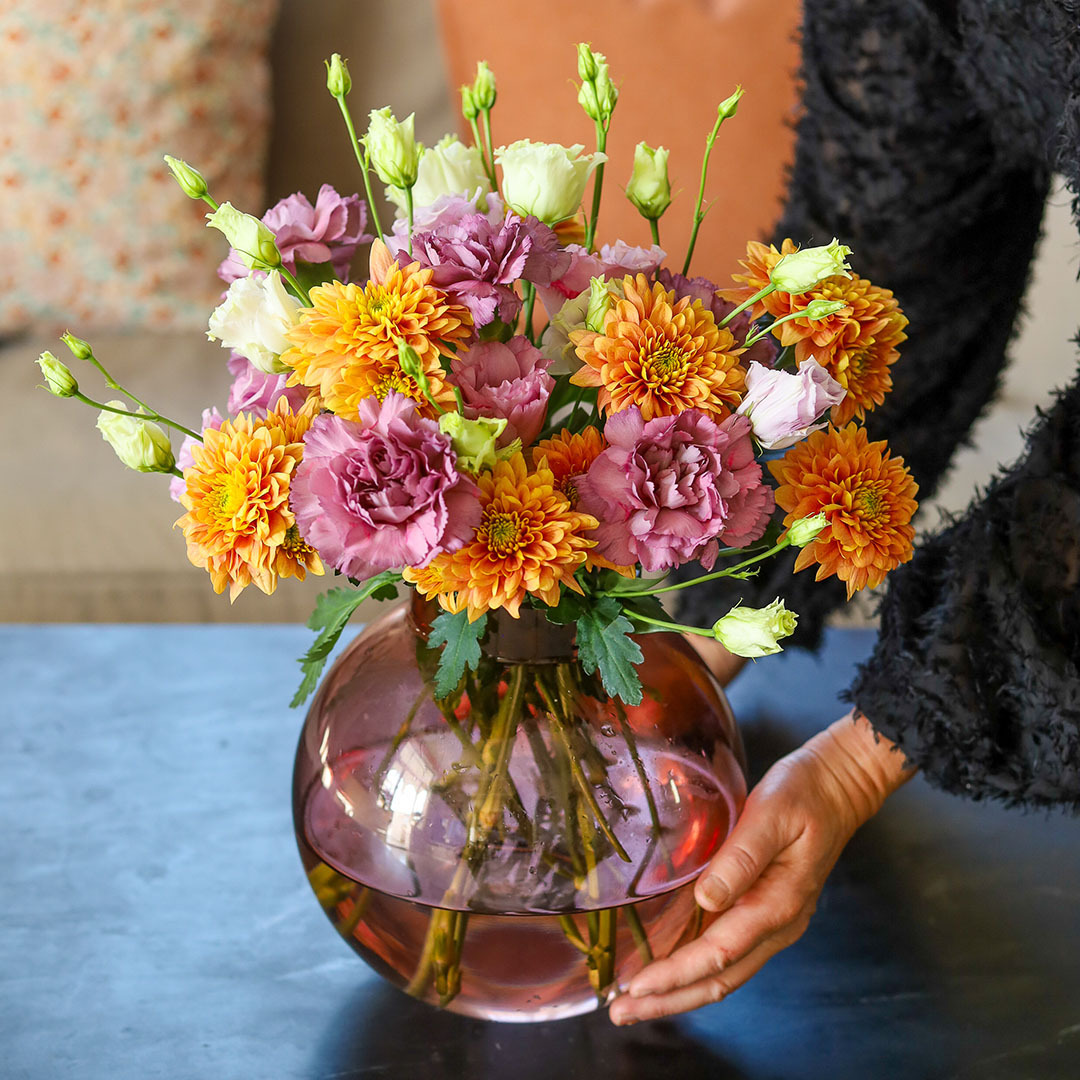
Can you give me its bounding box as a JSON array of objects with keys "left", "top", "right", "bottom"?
[
  {"left": 644, "top": 342, "right": 688, "bottom": 381},
  {"left": 210, "top": 475, "right": 249, "bottom": 520},
  {"left": 372, "top": 369, "right": 423, "bottom": 404},
  {"left": 480, "top": 510, "right": 527, "bottom": 557}
]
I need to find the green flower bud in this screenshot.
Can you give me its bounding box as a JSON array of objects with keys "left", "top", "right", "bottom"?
[
  {"left": 770, "top": 239, "right": 852, "bottom": 295},
  {"left": 576, "top": 47, "right": 617, "bottom": 124},
  {"left": 802, "top": 298, "right": 849, "bottom": 321},
  {"left": 60, "top": 330, "right": 93, "bottom": 361},
  {"left": 712, "top": 599, "right": 798, "bottom": 659},
  {"left": 460, "top": 84, "right": 479, "bottom": 122},
  {"left": 438, "top": 412, "right": 507, "bottom": 474},
  {"left": 96, "top": 402, "right": 175, "bottom": 473},
  {"left": 396, "top": 339, "right": 434, "bottom": 405},
  {"left": 325, "top": 53, "right": 351, "bottom": 98},
  {"left": 365, "top": 107, "right": 421, "bottom": 190},
  {"left": 206, "top": 202, "right": 281, "bottom": 271},
  {"left": 585, "top": 277, "right": 614, "bottom": 333},
  {"left": 163, "top": 155, "right": 209, "bottom": 200},
  {"left": 36, "top": 351, "right": 78, "bottom": 397},
  {"left": 576, "top": 42, "right": 599, "bottom": 83},
  {"left": 626, "top": 141, "right": 672, "bottom": 221},
  {"left": 787, "top": 512, "right": 830, "bottom": 548},
  {"left": 472, "top": 60, "right": 497, "bottom": 111},
  {"left": 717, "top": 85, "right": 744, "bottom": 122}
]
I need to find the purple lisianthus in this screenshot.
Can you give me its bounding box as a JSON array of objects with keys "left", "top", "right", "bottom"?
[
  {"left": 169, "top": 407, "right": 224, "bottom": 503},
  {"left": 402, "top": 211, "right": 571, "bottom": 329},
  {"left": 577, "top": 407, "right": 774, "bottom": 574},
  {"left": 218, "top": 184, "right": 370, "bottom": 284},
  {"left": 385, "top": 192, "right": 505, "bottom": 258},
  {"left": 451, "top": 336, "right": 554, "bottom": 446},
  {"left": 656, "top": 268, "right": 778, "bottom": 369},
  {"left": 226, "top": 352, "right": 310, "bottom": 418},
  {"left": 736, "top": 359, "right": 845, "bottom": 450},
  {"left": 290, "top": 394, "right": 481, "bottom": 580}
]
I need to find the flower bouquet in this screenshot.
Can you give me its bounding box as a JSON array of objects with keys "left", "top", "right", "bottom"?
[{"left": 40, "top": 45, "right": 917, "bottom": 1020}]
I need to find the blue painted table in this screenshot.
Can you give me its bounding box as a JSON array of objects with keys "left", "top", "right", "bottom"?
[{"left": 2, "top": 624, "right": 1077, "bottom": 1079}]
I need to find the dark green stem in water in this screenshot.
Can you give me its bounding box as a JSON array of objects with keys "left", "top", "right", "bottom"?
[{"left": 624, "top": 904, "right": 654, "bottom": 965}]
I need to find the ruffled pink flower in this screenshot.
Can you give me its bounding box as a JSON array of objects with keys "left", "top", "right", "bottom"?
[
  {"left": 598, "top": 241, "right": 665, "bottom": 278},
  {"left": 736, "top": 359, "right": 845, "bottom": 450},
  {"left": 536, "top": 244, "right": 604, "bottom": 319},
  {"left": 169, "top": 408, "right": 224, "bottom": 503},
  {"left": 577, "top": 407, "right": 774, "bottom": 573},
  {"left": 385, "top": 192, "right": 505, "bottom": 258},
  {"left": 451, "top": 336, "right": 554, "bottom": 446},
  {"left": 290, "top": 394, "right": 481, "bottom": 579},
  {"left": 402, "top": 211, "right": 571, "bottom": 329},
  {"left": 226, "top": 352, "right": 310, "bottom": 418},
  {"left": 656, "top": 267, "right": 778, "bottom": 369},
  {"left": 218, "top": 184, "right": 370, "bottom": 284}
]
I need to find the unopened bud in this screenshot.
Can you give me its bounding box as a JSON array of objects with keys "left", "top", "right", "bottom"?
[
  {"left": 163, "top": 155, "right": 209, "bottom": 200},
  {"left": 712, "top": 599, "right": 797, "bottom": 659},
  {"left": 770, "top": 239, "right": 852, "bottom": 295},
  {"left": 472, "top": 61, "right": 496, "bottom": 111},
  {"left": 61, "top": 331, "right": 93, "bottom": 361},
  {"left": 96, "top": 403, "right": 175, "bottom": 473},
  {"left": 206, "top": 202, "right": 281, "bottom": 271},
  {"left": 802, "top": 299, "right": 849, "bottom": 321},
  {"left": 365, "top": 107, "right": 420, "bottom": 190},
  {"left": 717, "top": 85, "right": 744, "bottom": 122},
  {"left": 787, "top": 512, "right": 829, "bottom": 548},
  {"left": 36, "top": 351, "right": 78, "bottom": 397},
  {"left": 626, "top": 141, "right": 671, "bottom": 221},
  {"left": 585, "top": 277, "right": 613, "bottom": 333},
  {"left": 325, "top": 53, "right": 351, "bottom": 98},
  {"left": 460, "top": 84, "right": 479, "bottom": 122}
]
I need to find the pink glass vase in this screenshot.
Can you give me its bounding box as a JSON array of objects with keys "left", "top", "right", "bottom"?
[{"left": 292, "top": 597, "right": 746, "bottom": 1022}]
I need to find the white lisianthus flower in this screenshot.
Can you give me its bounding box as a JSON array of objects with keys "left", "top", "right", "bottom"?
[
  {"left": 207, "top": 271, "right": 302, "bottom": 375},
  {"left": 495, "top": 140, "right": 606, "bottom": 225},
  {"left": 96, "top": 403, "right": 175, "bottom": 473},
  {"left": 386, "top": 135, "right": 491, "bottom": 214},
  {"left": 712, "top": 599, "right": 798, "bottom": 659}
]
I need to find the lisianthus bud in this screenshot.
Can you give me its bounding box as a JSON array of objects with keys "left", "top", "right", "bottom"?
[
  {"left": 787, "top": 512, "right": 829, "bottom": 548},
  {"left": 163, "top": 155, "right": 209, "bottom": 200},
  {"left": 325, "top": 53, "right": 351, "bottom": 97},
  {"left": 626, "top": 141, "right": 671, "bottom": 221},
  {"left": 712, "top": 599, "right": 798, "bottom": 658},
  {"left": 495, "top": 140, "right": 606, "bottom": 225},
  {"left": 386, "top": 134, "right": 490, "bottom": 213},
  {"left": 770, "top": 239, "right": 852, "bottom": 295},
  {"left": 37, "top": 351, "right": 78, "bottom": 397},
  {"left": 365, "top": 107, "right": 420, "bottom": 190},
  {"left": 802, "top": 298, "right": 849, "bottom": 321},
  {"left": 206, "top": 202, "right": 281, "bottom": 271},
  {"left": 585, "top": 277, "right": 613, "bottom": 332},
  {"left": 577, "top": 47, "right": 617, "bottom": 124},
  {"left": 96, "top": 402, "right": 175, "bottom": 473},
  {"left": 577, "top": 42, "right": 599, "bottom": 82},
  {"left": 472, "top": 60, "right": 496, "bottom": 111},
  {"left": 438, "top": 412, "right": 507, "bottom": 474},
  {"left": 60, "top": 331, "right": 93, "bottom": 360},
  {"left": 397, "top": 339, "right": 439, "bottom": 409},
  {"left": 717, "top": 85, "right": 744, "bottom": 122},
  {"left": 460, "top": 84, "right": 479, "bottom": 122}
]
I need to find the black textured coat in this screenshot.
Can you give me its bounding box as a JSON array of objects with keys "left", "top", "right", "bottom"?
[{"left": 677, "top": 0, "right": 1080, "bottom": 808}]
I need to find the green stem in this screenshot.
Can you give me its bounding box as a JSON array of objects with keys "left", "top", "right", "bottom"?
[
  {"left": 743, "top": 305, "right": 828, "bottom": 349},
  {"left": 278, "top": 264, "right": 311, "bottom": 306},
  {"left": 565, "top": 386, "right": 586, "bottom": 433},
  {"left": 372, "top": 686, "right": 430, "bottom": 793},
  {"left": 630, "top": 612, "right": 715, "bottom": 638},
  {"left": 74, "top": 392, "right": 201, "bottom": 442},
  {"left": 336, "top": 96, "right": 383, "bottom": 241},
  {"left": 649, "top": 217, "right": 661, "bottom": 246},
  {"left": 718, "top": 282, "right": 778, "bottom": 328},
  {"left": 559, "top": 915, "right": 591, "bottom": 954},
  {"left": 624, "top": 904, "right": 654, "bottom": 965},
  {"left": 405, "top": 186, "right": 414, "bottom": 257},
  {"left": 521, "top": 281, "right": 537, "bottom": 343},
  {"left": 481, "top": 108, "right": 498, "bottom": 193},
  {"left": 681, "top": 112, "right": 723, "bottom": 276},
  {"left": 200, "top": 194, "right": 220, "bottom": 212},
  {"left": 613, "top": 699, "right": 673, "bottom": 875},
  {"left": 609, "top": 540, "right": 790, "bottom": 598},
  {"left": 584, "top": 120, "right": 608, "bottom": 252}
]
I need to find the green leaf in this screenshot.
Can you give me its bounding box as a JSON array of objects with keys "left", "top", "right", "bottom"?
[
  {"left": 543, "top": 591, "right": 587, "bottom": 626},
  {"left": 290, "top": 572, "right": 401, "bottom": 708},
  {"left": 427, "top": 610, "right": 488, "bottom": 699},
  {"left": 292, "top": 258, "right": 337, "bottom": 294},
  {"left": 576, "top": 596, "right": 644, "bottom": 705}
]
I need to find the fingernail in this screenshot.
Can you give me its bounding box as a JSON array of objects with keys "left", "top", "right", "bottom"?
[
  {"left": 697, "top": 875, "right": 729, "bottom": 911},
  {"left": 613, "top": 1012, "right": 638, "bottom": 1026},
  {"left": 628, "top": 982, "right": 654, "bottom": 999}
]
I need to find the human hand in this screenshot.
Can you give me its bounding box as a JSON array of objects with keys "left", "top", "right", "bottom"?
[
  {"left": 687, "top": 634, "right": 747, "bottom": 687},
  {"left": 609, "top": 710, "right": 913, "bottom": 1025}
]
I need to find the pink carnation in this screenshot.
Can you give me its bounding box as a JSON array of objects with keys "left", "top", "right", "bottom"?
[
  {"left": 577, "top": 407, "right": 774, "bottom": 573},
  {"left": 385, "top": 192, "right": 505, "bottom": 258},
  {"left": 451, "top": 337, "right": 554, "bottom": 446},
  {"left": 218, "top": 184, "right": 370, "bottom": 284},
  {"left": 597, "top": 241, "right": 666, "bottom": 278},
  {"left": 290, "top": 394, "right": 481, "bottom": 580},
  {"left": 656, "top": 268, "right": 778, "bottom": 369},
  {"left": 169, "top": 407, "right": 224, "bottom": 503},
  {"left": 226, "top": 352, "right": 309, "bottom": 418},
  {"left": 536, "top": 244, "right": 604, "bottom": 319}
]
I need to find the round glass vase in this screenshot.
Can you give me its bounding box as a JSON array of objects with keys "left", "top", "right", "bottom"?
[{"left": 292, "top": 596, "right": 746, "bottom": 1023}]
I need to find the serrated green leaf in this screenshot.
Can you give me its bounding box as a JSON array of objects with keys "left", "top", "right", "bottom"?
[
  {"left": 427, "top": 610, "right": 488, "bottom": 699},
  {"left": 576, "top": 596, "right": 644, "bottom": 705},
  {"left": 290, "top": 572, "right": 401, "bottom": 708}
]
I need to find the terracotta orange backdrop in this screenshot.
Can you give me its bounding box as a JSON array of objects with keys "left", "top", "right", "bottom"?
[{"left": 436, "top": 0, "right": 801, "bottom": 279}]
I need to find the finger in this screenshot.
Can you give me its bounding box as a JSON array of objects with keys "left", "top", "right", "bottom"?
[
  {"left": 610, "top": 907, "right": 811, "bottom": 1026},
  {"left": 693, "top": 806, "right": 788, "bottom": 913},
  {"left": 627, "top": 870, "right": 807, "bottom": 997}
]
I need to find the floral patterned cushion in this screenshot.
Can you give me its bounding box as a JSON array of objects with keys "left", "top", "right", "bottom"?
[{"left": 0, "top": 0, "right": 278, "bottom": 333}]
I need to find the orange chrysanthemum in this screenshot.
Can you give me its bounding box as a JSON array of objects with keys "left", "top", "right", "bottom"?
[
  {"left": 409, "top": 452, "right": 597, "bottom": 621},
  {"left": 570, "top": 274, "right": 746, "bottom": 420},
  {"left": 280, "top": 243, "right": 472, "bottom": 421},
  {"left": 176, "top": 399, "right": 323, "bottom": 601},
  {"left": 769, "top": 424, "right": 918, "bottom": 599},
  {"left": 721, "top": 239, "right": 908, "bottom": 425}
]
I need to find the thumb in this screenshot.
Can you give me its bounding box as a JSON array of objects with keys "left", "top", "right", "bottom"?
[{"left": 694, "top": 803, "right": 784, "bottom": 912}]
